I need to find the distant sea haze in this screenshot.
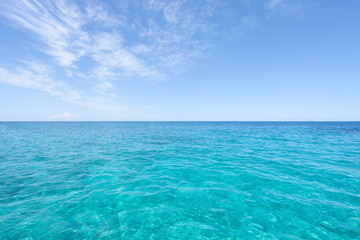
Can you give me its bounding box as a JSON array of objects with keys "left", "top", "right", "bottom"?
[{"left": 0, "top": 122, "right": 359, "bottom": 239}]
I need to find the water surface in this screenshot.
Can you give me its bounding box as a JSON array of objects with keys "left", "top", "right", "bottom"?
[{"left": 0, "top": 122, "right": 359, "bottom": 239}]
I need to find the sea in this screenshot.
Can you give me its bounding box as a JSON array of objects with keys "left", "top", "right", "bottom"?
[{"left": 0, "top": 122, "right": 359, "bottom": 239}]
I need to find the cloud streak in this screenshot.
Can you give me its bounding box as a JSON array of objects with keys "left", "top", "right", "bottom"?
[
  {"left": 266, "top": 0, "right": 304, "bottom": 16},
  {"left": 0, "top": 0, "right": 216, "bottom": 82},
  {"left": 0, "top": 63, "right": 82, "bottom": 102},
  {"left": 0, "top": 0, "right": 164, "bottom": 87},
  {"left": 0, "top": 0, "right": 89, "bottom": 66},
  {"left": 268, "top": 0, "right": 282, "bottom": 10},
  {"left": 0, "top": 0, "right": 259, "bottom": 114}
]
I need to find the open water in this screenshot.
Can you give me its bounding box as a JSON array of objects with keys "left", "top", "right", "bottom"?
[{"left": 0, "top": 122, "right": 359, "bottom": 239}]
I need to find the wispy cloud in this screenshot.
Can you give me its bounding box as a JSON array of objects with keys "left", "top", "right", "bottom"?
[
  {"left": 266, "top": 0, "right": 304, "bottom": 16},
  {"left": 0, "top": 0, "right": 258, "bottom": 114},
  {"left": 50, "top": 112, "right": 78, "bottom": 120},
  {"left": 268, "top": 0, "right": 282, "bottom": 10},
  {"left": 0, "top": 0, "right": 162, "bottom": 85},
  {"left": 228, "top": 16, "right": 258, "bottom": 39},
  {"left": 89, "top": 31, "right": 164, "bottom": 83},
  {"left": 0, "top": 0, "right": 215, "bottom": 90},
  {"left": 0, "top": 62, "right": 82, "bottom": 102},
  {"left": 0, "top": 0, "right": 89, "bottom": 67},
  {"left": 0, "top": 62, "right": 126, "bottom": 111},
  {"left": 109, "top": 0, "right": 218, "bottom": 74}
]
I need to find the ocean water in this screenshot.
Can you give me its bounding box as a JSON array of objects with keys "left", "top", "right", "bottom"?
[{"left": 0, "top": 122, "right": 359, "bottom": 239}]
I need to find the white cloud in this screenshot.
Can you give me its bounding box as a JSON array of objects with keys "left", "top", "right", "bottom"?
[
  {"left": 266, "top": 0, "right": 303, "bottom": 16},
  {"left": 92, "top": 49, "right": 164, "bottom": 80},
  {"left": 85, "top": 3, "right": 124, "bottom": 28},
  {"left": 89, "top": 31, "right": 164, "bottom": 84},
  {"left": 0, "top": 0, "right": 256, "bottom": 113},
  {"left": 163, "top": 1, "right": 181, "bottom": 24},
  {"left": 134, "top": 0, "right": 217, "bottom": 69},
  {"left": 268, "top": 0, "right": 282, "bottom": 10},
  {"left": 0, "top": 63, "right": 82, "bottom": 103},
  {"left": 0, "top": 0, "right": 89, "bottom": 67},
  {"left": 50, "top": 112, "right": 78, "bottom": 120},
  {"left": 0, "top": 0, "right": 183, "bottom": 88},
  {"left": 0, "top": 0, "right": 217, "bottom": 84},
  {"left": 0, "top": 63, "right": 135, "bottom": 113}
]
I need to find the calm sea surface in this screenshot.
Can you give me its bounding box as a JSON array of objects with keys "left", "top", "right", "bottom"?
[{"left": 0, "top": 122, "right": 359, "bottom": 239}]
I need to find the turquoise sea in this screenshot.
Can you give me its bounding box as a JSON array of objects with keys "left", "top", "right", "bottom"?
[{"left": 0, "top": 122, "right": 359, "bottom": 239}]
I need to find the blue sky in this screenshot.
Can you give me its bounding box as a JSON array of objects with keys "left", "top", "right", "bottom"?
[{"left": 0, "top": 0, "right": 359, "bottom": 121}]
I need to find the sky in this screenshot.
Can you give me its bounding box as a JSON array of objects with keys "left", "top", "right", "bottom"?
[{"left": 0, "top": 0, "right": 359, "bottom": 121}]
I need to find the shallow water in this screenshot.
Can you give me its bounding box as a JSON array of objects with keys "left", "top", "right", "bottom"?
[{"left": 0, "top": 122, "right": 359, "bottom": 239}]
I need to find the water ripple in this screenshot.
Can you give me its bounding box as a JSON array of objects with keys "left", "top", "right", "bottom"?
[{"left": 0, "top": 122, "right": 359, "bottom": 239}]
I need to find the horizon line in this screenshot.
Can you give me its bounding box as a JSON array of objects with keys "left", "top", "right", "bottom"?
[{"left": 0, "top": 120, "right": 359, "bottom": 123}]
